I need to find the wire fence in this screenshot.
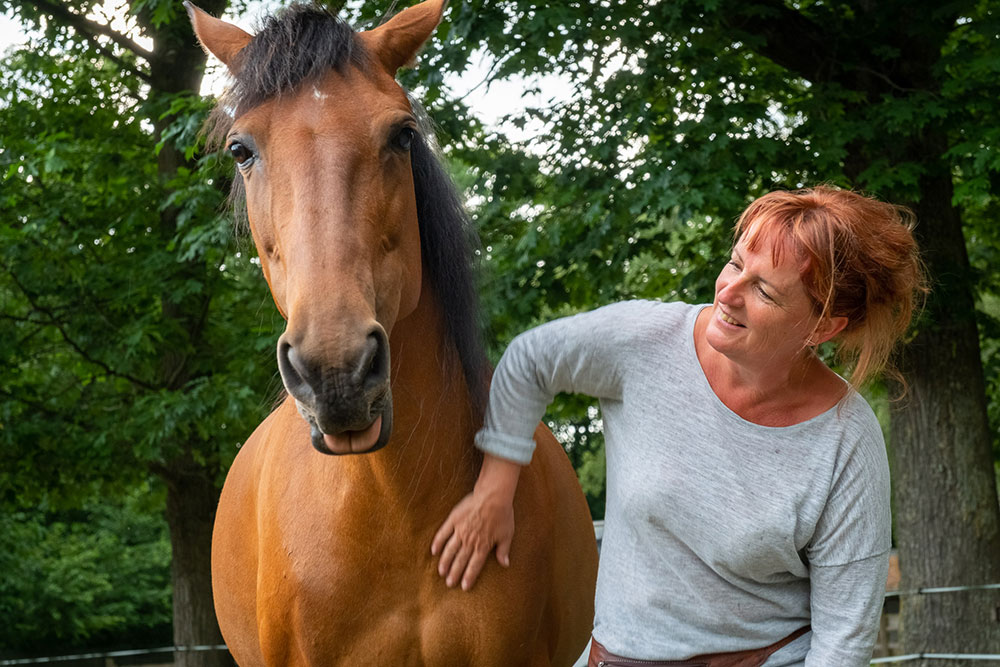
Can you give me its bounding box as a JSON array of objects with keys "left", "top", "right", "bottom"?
[
  {"left": 871, "top": 655, "right": 1000, "bottom": 663},
  {"left": 0, "top": 645, "right": 227, "bottom": 666},
  {"left": 872, "top": 581, "right": 1000, "bottom": 663}
]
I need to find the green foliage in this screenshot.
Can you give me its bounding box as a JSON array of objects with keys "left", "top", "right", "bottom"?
[
  {"left": 0, "top": 483, "right": 172, "bottom": 652},
  {"left": 0, "top": 39, "right": 279, "bottom": 507},
  {"left": 0, "top": 0, "right": 280, "bottom": 650}
]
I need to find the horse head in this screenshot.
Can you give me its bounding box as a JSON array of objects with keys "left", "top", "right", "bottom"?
[{"left": 188, "top": 0, "right": 449, "bottom": 455}]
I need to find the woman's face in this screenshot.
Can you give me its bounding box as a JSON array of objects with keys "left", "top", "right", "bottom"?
[{"left": 705, "top": 226, "right": 827, "bottom": 369}]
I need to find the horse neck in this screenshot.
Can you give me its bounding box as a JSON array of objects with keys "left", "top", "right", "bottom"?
[{"left": 373, "top": 278, "right": 482, "bottom": 505}]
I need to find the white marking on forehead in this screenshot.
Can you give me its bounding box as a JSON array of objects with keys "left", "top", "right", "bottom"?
[{"left": 312, "top": 86, "right": 330, "bottom": 101}]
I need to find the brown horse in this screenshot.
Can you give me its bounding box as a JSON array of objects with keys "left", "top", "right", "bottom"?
[{"left": 187, "top": 1, "right": 598, "bottom": 664}]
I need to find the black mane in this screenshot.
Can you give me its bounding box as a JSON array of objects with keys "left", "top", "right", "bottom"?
[
  {"left": 409, "top": 131, "right": 490, "bottom": 421},
  {"left": 206, "top": 4, "right": 489, "bottom": 423}
]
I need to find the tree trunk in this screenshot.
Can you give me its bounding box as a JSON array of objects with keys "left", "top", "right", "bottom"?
[
  {"left": 139, "top": 3, "right": 234, "bottom": 663},
  {"left": 164, "top": 460, "right": 234, "bottom": 667},
  {"left": 889, "top": 154, "right": 1000, "bottom": 663}
]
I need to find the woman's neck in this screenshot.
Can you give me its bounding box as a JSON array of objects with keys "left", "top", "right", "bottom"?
[{"left": 693, "top": 307, "right": 846, "bottom": 426}]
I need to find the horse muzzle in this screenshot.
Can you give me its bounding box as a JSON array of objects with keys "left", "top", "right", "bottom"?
[
  {"left": 277, "top": 325, "right": 393, "bottom": 455},
  {"left": 303, "top": 396, "right": 392, "bottom": 455}
]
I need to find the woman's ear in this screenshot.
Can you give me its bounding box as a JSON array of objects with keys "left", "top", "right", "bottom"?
[{"left": 812, "top": 315, "right": 849, "bottom": 345}]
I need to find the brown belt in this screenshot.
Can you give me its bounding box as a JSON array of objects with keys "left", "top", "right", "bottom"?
[{"left": 588, "top": 626, "right": 810, "bottom": 667}]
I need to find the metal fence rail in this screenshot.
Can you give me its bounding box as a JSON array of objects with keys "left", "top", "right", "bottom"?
[
  {"left": 0, "top": 645, "right": 228, "bottom": 665},
  {"left": 872, "top": 655, "right": 1000, "bottom": 663},
  {"left": 885, "top": 582, "right": 1000, "bottom": 598}
]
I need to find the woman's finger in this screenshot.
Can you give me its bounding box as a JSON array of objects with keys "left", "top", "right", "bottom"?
[
  {"left": 437, "top": 532, "right": 463, "bottom": 578},
  {"left": 461, "top": 547, "right": 491, "bottom": 590},
  {"left": 446, "top": 543, "right": 473, "bottom": 588},
  {"left": 431, "top": 515, "right": 455, "bottom": 556},
  {"left": 495, "top": 531, "right": 513, "bottom": 568}
]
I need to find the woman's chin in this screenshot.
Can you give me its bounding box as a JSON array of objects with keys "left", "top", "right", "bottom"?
[{"left": 705, "top": 317, "right": 735, "bottom": 351}]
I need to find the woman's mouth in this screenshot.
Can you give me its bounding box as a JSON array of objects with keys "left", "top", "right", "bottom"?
[{"left": 718, "top": 309, "right": 745, "bottom": 327}]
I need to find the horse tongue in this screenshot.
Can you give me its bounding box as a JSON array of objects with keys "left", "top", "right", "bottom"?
[{"left": 323, "top": 416, "right": 383, "bottom": 454}]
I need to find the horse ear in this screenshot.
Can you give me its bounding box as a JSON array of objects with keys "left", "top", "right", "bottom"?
[
  {"left": 358, "top": 0, "right": 448, "bottom": 73},
  {"left": 184, "top": 1, "right": 253, "bottom": 73}
]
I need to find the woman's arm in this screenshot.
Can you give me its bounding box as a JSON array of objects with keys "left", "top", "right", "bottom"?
[
  {"left": 805, "top": 552, "right": 890, "bottom": 665},
  {"left": 805, "top": 401, "right": 892, "bottom": 664},
  {"left": 430, "top": 300, "right": 654, "bottom": 589}
]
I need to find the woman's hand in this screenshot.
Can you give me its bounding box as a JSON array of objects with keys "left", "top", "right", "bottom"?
[{"left": 431, "top": 454, "right": 522, "bottom": 591}]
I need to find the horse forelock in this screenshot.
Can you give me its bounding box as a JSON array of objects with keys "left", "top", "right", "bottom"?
[
  {"left": 205, "top": 4, "right": 489, "bottom": 428},
  {"left": 205, "top": 3, "right": 367, "bottom": 152}
]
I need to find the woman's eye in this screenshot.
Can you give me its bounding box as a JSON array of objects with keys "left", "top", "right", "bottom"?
[
  {"left": 756, "top": 284, "right": 772, "bottom": 301},
  {"left": 393, "top": 127, "right": 416, "bottom": 152},
  {"left": 228, "top": 142, "right": 254, "bottom": 165}
]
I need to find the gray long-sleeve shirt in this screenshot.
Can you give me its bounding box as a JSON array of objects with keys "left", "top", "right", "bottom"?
[{"left": 475, "top": 300, "right": 890, "bottom": 666}]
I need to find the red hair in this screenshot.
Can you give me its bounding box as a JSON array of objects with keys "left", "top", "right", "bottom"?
[{"left": 734, "top": 186, "right": 927, "bottom": 390}]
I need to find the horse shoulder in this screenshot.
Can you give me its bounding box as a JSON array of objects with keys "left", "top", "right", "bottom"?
[{"left": 212, "top": 403, "right": 299, "bottom": 666}]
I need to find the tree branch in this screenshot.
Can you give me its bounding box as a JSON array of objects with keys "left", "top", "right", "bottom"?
[
  {"left": 719, "top": 0, "right": 964, "bottom": 97},
  {"left": 30, "top": 0, "right": 155, "bottom": 60},
  {"left": 4, "top": 265, "right": 161, "bottom": 392},
  {"left": 0, "top": 384, "right": 71, "bottom": 423},
  {"left": 23, "top": 0, "right": 153, "bottom": 84},
  {"left": 719, "top": 0, "right": 845, "bottom": 86},
  {"left": 0, "top": 312, "right": 52, "bottom": 326},
  {"left": 12, "top": 185, "right": 144, "bottom": 331},
  {"left": 95, "top": 38, "right": 155, "bottom": 84}
]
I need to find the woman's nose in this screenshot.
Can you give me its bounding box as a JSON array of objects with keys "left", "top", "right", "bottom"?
[{"left": 717, "top": 277, "right": 744, "bottom": 305}]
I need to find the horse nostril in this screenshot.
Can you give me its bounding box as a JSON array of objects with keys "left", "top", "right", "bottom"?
[
  {"left": 278, "top": 340, "right": 316, "bottom": 402},
  {"left": 357, "top": 328, "right": 390, "bottom": 392}
]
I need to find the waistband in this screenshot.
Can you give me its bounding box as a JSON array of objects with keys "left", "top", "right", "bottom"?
[{"left": 588, "top": 625, "right": 810, "bottom": 667}]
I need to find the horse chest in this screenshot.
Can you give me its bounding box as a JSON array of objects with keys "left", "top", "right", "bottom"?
[
  {"left": 249, "top": 454, "right": 528, "bottom": 664},
  {"left": 215, "top": 404, "right": 585, "bottom": 666},
  {"left": 255, "top": 534, "right": 531, "bottom": 665}
]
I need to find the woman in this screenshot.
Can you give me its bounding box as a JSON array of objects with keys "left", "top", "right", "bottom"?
[{"left": 431, "top": 186, "right": 925, "bottom": 666}]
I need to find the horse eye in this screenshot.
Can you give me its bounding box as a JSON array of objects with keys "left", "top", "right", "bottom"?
[
  {"left": 393, "top": 127, "right": 415, "bottom": 152},
  {"left": 229, "top": 142, "right": 254, "bottom": 165}
]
